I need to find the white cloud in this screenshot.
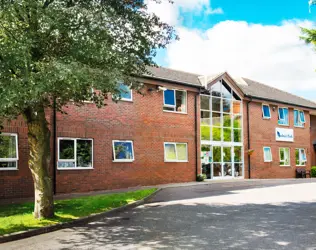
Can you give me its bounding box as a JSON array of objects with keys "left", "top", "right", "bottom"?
[
  {"left": 165, "top": 20, "right": 316, "bottom": 92},
  {"left": 146, "top": 0, "right": 223, "bottom": 26}
]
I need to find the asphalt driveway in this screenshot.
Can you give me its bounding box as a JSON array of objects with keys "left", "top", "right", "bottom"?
[{"left": 2, "top": 179, "right": 316, "bottom": 250}]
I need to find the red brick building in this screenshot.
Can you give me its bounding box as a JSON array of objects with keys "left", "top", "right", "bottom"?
[{"left": 1, "top": 67, "right": 316, "bottom": 199}]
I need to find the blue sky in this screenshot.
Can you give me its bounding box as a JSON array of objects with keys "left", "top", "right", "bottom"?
[{"left": 149, "top": 0, "right": 316, "bottom": 101}]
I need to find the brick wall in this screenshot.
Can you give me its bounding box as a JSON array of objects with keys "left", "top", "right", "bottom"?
[
  {"left": 311, "top": 115, "right": 316, "bottom": 167},
  {"left": 247, "top": 100, "right": 312, "bottom": 179}
]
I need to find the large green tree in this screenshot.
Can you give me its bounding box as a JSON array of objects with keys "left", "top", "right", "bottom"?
[{"left": 0, "top": 0, "right": 175, "bottom": 219}]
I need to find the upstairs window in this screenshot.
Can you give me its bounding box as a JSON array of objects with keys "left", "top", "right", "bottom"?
[
  {"left": 278, "top": 107, "right": 289, "bottom": 126},
  {"left": 279, "top": 148, "right": 290, "bottom": 166},
  {"left": 294, "top": 110, "right": 305, "bottom": 127},
  {"left": 295, "top": 148, "right": 307, "bottom": 166},
  {"left": 262, "top": 105, "right": 271, "bottom": 119},
  {"left": 164, "top": 142, "right": 188, "bottom": 162},
  {"left": 113, "top": 82, "right": 132, "bottom": 101},
  {"left": 263, "top": 147, "right": 272, "bottom": 162},
  {"left": 113, "top": 140, "right": 134, "bottom": 162},
  {"left": 0, "top": 133, "right": 18, "bottom": 170},
  {"left": 58, "top": 138, "right": 93, "bottom": 169},
  {"left": 163, "top": 89, "right": 187, "bottom": 113}
]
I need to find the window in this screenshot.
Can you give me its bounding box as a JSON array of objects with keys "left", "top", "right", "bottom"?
[
  {"left": 279, "top": 148, "right": 290, "bottom": 166},
  {"left": 163, "top": 89, "right": 187, "bottom": 113},
  {"left": 113, "top": 82, "right": 132, "bottom": 101},
  {"left": 0, "top": 133, "right": 18, "bottom": 170},
  {"left": 164, "top": 142, "right": 188, "bottom": 162},
  {"left": 294, "top": 110, "right": 305, "bottom": 127},
  {"left": 278, "top": 107, "right": 289, "bottom": 126},
  {"left": 58, "top": 138, "right": 93, "bottom": 169},
  {"left": 262, "top": 105, "right": 271, "bottom": 119},
  {"left": 295, "top": 148, "right": 307, "bottom": 166},
  {"left": 263, "top": 147, "right": 272, "bottom": 162},
  {"left": 113, "top": 140, "right": 134, "bottom": 162}
]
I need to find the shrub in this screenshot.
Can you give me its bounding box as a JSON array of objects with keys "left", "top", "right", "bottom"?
[
  {"left": 196, "top": 174, "right": 207, "bottom": 182},
  {"left": 311, "top": 166, "right": 316, "bottom": 177}
]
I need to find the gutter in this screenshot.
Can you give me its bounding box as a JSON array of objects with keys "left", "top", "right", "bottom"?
[
  {"left": 247, "top": 99, "right": 252, "bottom": 179},
  {"left": 53, "top": 98, "right": 57, "bottom": 195},
  {"left": 195, "top": 92, "right": 199, "bottom": 179}
]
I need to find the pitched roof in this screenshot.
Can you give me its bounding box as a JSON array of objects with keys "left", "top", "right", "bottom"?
[
  {"left": 239, "top": 78, "right": 316, "bottom": 109},
  {"left": 143, "top": 66, "right": 316, "bottom": 109}
]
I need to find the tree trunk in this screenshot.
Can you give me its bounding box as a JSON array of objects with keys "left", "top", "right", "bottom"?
[{"left": 24, "top": 106, "right": 54, "bottom": 219}]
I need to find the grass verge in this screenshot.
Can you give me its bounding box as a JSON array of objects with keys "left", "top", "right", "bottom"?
[{"left": 0, "top": 188, "right": 157, "bottom": 236}]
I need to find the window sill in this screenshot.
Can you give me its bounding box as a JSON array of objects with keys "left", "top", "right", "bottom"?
[
  {"left": 280, "top": 165, "right": 291, "bottom": 167},
  {"left": 294, "top": 126, "right": 305, "bottom": 128},
  {"left": 163, "top": 110, "right": 187, "bottom": 115},
  {"left": 119, "top": 99, "right": 133, "bottom": 102},
  {"left": 57, "top": 167, "right": 94, "bottom": 171},
  {"left": 0, "top": 168, "right": 18, "bottom": 171},
  {"left": 263, "top": 117, "right": 271, "bottom": 120},
  {"left": 278, "top": 123, "right": 290, "bottom": 127},
  {"left": 264, "top": 161, "right": 273, "bottom": 163},
  {"left": 296, "top": 165, "right": 306, "bottom": 167},
  {"left": 113, "top": 160, "right": 134, "bottom": 163}
]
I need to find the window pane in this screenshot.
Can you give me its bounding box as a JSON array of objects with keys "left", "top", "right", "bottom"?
[
  {"left": 213, "top": 163, "right": 221, "bottom": 176},
  {"left": 58, "top": 162, "right": 75, "bottom": 168},
  {"left": 234, "top": 146, "right": 242, "bottom": 162},
  {"left": 280, "top": 149, "right": 285, "bottom": 161},
  {"left": 284, "top": 148, "right": 290, "bottom": 165},
  {"left": 222, "top": 81, "right": 232, "bottom": 99},
  {"left": 295, "top": 149, "right": 300, "bottom": 165},
  {"left": 233, "top": 101, "right": 241, "bottom": 114},
  {"left": 59, "top": 140, "right": 75, "bottom": 160},
  {"left": 222, "top": 99, "right": 231, "bottom": 113},
  {"left": 201, "top": 144, "right": 211, "bottom": 152},
  {"left": 223, "top": 147, "right": 232, "bottom": 162},
  {"left": 300, "top": 111, "right": 305, "bottom": 123},
  {"left": 212, "top": 97, "right": 221, "bottom": 112},
  {"left": 0, "top": 162, "right": 16, "bottom": 168},
  {"left": 77, "top": 140, "right": 92, "bottom": 168},
  {"left": 212, "top": 112, "right": 221, "bottom": 126},
  {"left": 223, "top": 128, "right": 232, "bottom": 142},
  {"left": 213, "top": 146, "right": 221, "bottom": 162},
  {"left": 264, "top": 148, "right": 272, "bottom": 161},
  {"left": 279, "top": 108, "right": 284, "bottom": 120},
  {"left": 201, "top": 111, "right": 210, "bottom": 125},
  {"left": 0, "top": 135, "right": 17, "bottom": 159},
  {"left": 201, "top": 126, "right": 211, "bottom": 140},
  {"left": 163, "top": 106, "right": 175, "bottom": 112},
  {"left": 118, "top": 83, "right": 132, "bottom": 100},
  {"left": 114, "top": 141, "right": 134, "bottom": 160},
  {"left": 234, "top": 163, "right": 243, "bottom": 177},
  {"left": 234, "top": 129, "right": 242, "bottom": 142},
  {"left": 201, "top": 96, "right": 210, "bottom": 110},
  {"left": 212, "top": 127, "right": 221, "bottom": 141},
  {"left": 223, "top": 163, "right": 232, "bottom": 176},
  {"left": 301, "top": 149, "right": 307, "bottom": 161},
  {"left": 223, "top": 114, "right": 231, "bottom": 127},
  {"left": 164, "top": 89, "right": 175, "bottom": 106},
  {"left": 233, "top": 115, "right": 242, "bottom": 128},
  {"left": 176, "top": 91, "right": 186, "bottom": 112},
  {"left": 211, "top": 82, "right": 221, "bottom": 97},
  {"left": 165, "top": 143, "right": 176, "bottom": 161},
  {"left": 176, "top": 144, "right": 187, "bottom": 161},
  {"left": 263, "top": 105, "right": 270, "bottom": 118}
]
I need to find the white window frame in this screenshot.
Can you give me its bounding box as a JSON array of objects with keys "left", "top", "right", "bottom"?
[
  {"left": 164, "top": 142, "right": 188, "bottom": 162},
  {"left": 294, "top": 109, "right": 305, "bottom": 128},
  {"left": 113, "top": 83, "right": 133, "bottom": 102},
  {"left": 0, "top": 133, "right": 19, "bottom": 170},
  {"left": 263, "top": 147, "right": 272, "bottom": 162},
  {"left": 163, "top": 89, "right": 187, "bottom": 114},
  {"left": 112, "top": 140, "right": 135, "bottom": 162},
  {"left": 296, "top": 148, "right": 307, "bottom": 166},
  {"left": 57, "top": 137, "right": 93, "bottom": 170},
  {"left": 279, "top": 147, "right": 290, "bottom": 167},
  {"left": 262, "top": 104, "right": 271, "bottom": 119},
  {"left": 278, "top": 107, "right": 289, "bottom": 126}
]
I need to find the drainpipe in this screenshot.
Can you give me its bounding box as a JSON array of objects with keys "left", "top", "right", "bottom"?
[
  {"left": 247, "top": 99, "right": 252, "bottom": 179},
  {"left": 195, "top": 93, "right": 199, "bottom": 179},
  {"left": 53, "top": 97, "right": 57, "bottom": 195}
]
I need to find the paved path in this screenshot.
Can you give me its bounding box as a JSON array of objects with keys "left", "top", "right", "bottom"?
[{"left": 2, "top": 179, "right": 316, "bottom": 250}]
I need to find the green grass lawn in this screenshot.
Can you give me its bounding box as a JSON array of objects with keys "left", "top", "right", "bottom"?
[{"left": 0, "top": 188, "right": 157, "bottom": 236}]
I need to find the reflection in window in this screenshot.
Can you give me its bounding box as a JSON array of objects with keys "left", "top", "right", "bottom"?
[
  {"left": 113, "top": 140, "right": 134, "bottom": 162},
  {"left": 164, "top": 142, "right": 188, "bottom": 162},
  {"left": 0, "top": 134, "right": 18, "bottom": 169},
  {"left": 163, "top": 89, "right": 187, "bottom": 113}
]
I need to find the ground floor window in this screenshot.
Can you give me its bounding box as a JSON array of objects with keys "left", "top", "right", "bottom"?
[
  {"left": 279, "top": 148, "right": 290, "bottom": 166},
  {"left": 295, "top": 148, "right": 307, "bottom": 166},
  {"left": 0, "top": 133, "right": 18, "bottom": 170},
  {"left": 164, "top": 142, "right": 188, "bottom": 162},
  {"left": 58, "top": 138, "right": 93, "bottom": 169},
  {"left": 112, "top": 140, "right": 134, "bottom": 162},
  {"left": 201, "top": 145, "right": 243, "bottom": 179},
  {"left": 263, "top": 147, "right": 272, "bottom": 162}
]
